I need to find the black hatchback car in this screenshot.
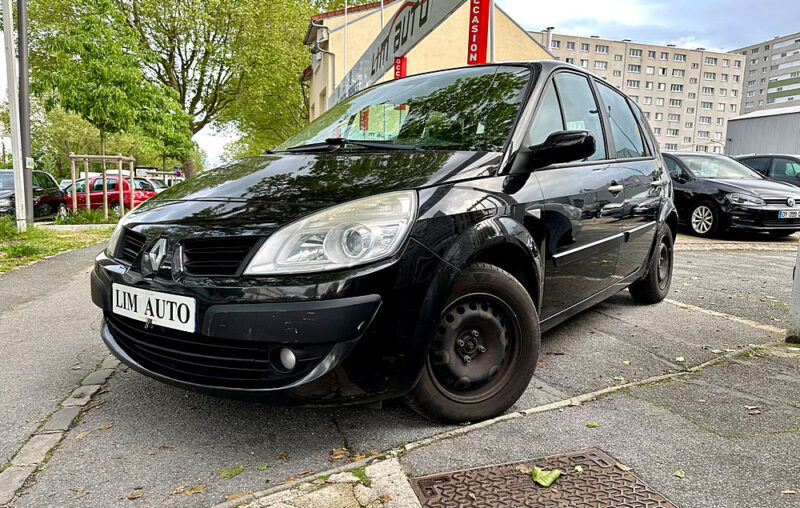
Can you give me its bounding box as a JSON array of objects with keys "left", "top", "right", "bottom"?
[
  {"left": 0, "top": 169, "right": 68, "bottom": 220},
  {"left": 92, "top": 62, "right": 677, "bottom": 422},
  {"left": 736, "top": 154, "right": 800, "bottom": 188},
  {"left": 664, "top": 152, "right": 800, "bottom": 237}
]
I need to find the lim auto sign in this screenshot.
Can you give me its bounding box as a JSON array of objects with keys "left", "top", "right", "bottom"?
[
  {"left": 467, "top": 0, "right": 489, "bottom": 64},
  {"left": 334, "top": 0, "right": 464, "bottom": 104}
]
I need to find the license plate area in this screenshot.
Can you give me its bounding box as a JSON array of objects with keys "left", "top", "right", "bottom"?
[
  {"left": 779, "top": 210, "right": 800, "bottom": 219},
  {"left": 111, "top": 284, "right": 196, "bottom": 333}
]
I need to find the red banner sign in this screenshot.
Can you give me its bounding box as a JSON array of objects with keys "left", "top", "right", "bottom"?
[
  {"left": 359, "top": 108, "right": 370, "bottom": 130},
  {"left": 393, "top": 56, "right": 408, "bottom": 79},
  {"left": 467, "top": 0, "right": 490, "bottom": 65}
]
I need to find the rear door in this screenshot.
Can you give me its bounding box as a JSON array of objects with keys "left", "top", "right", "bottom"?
[
  {"left": 531, "top": 71, "right": 624, "bottom": 319},
  {"left": 768, "top": 157, "right": 800, "bottom": 187},
  {"left": 593, "top": 81, "right": 661, "bottom": 279}
]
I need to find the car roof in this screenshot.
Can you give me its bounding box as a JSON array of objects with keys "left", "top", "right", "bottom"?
[{"left": 735, "top": 154, "right": 800, "bottom": 158}]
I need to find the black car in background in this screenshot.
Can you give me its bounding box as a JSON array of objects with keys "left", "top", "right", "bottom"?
[
  {"left": 736, "top": 154, "right": 800, "bottom": 188},
  {"left": 664, "top": 152, "right": 800, "bottom": 237},
  {"left": 92, "top": 61, "right": 677, "bottom": 422},
  {"left": 0, "top": 169, "right": 68, "bottom": 221}
]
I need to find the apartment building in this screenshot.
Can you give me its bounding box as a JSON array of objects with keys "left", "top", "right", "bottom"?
[
  {"left": 529, "top": 31, "right": 745, "bottom": 153},
  {"left": 734, "top": 32, "right": 800, "bottom": 114}
]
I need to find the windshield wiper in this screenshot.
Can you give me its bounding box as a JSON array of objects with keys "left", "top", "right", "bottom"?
[{"left": 283, "top": 138, "right": 421, "bottom": 152}]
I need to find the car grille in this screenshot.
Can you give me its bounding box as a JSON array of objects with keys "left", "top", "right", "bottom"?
[
  {"left": 765, "top": 198, "right": 799, "bottom": 205},
  {"left": 105, "top": 313, "right": 329, "bottom": 389},
  {"left": 762, "top": 219, "right": 800, "bottom": 226},
  {"left": 117, "top": 229, "right": 147, "bottom": 264},
  {"left": 181, "top": 237, "right": 261, "bottom": 276}
]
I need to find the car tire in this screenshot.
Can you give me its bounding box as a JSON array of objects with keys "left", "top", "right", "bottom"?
[
  {"left": 110, "top": 202, "right": 121, "bottom": 215},
  {"left": 56, "top": 203, "right": 68, "bottom": 219},
  {"left": 410, "top": 263, "right": 540, "bottom": 423},
  {"left": 629, "top": 225, "right": 674, "bottom": 304},
  {"left": 688, "top": 200, "right": 719, "bottom": 237}
]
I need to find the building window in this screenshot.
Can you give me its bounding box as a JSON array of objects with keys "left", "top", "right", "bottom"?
[
  {"left": 646, "top": 66, "right": 655, "bottom": 74},
  {"left": 699, "top": 116, "right": 711, "bottom": 124},
  {"left": 719, "top": 88, "right": 727, "bottom": 96},
  {"left": 745, "top": 101, "right": 754, "bottom": 108},
  {"left": 721, "top": 73, "right": 728, "bottom": 82},
  {"left": 657, "top": 97, "right": 665, "bottom": 106},
  {"left": 644, "top": 97, "right": 652, "bottom": 105},
  {"left": 669, "top": 99, "right": 682, "bottom": 107},
  {"left": 705, "top": 57, "right": 717, "bottom": 65},
  {"left": 580, "top": 59, "right": 589, "bottom": 68},
  {"left": 648, "top": 50, "right": 656, "bottom": 58},
  {"left": 746, "top": 90, "right": 755, "bottom": 97},
  {"left": 704, "top": 72, "right": 716, "bottom": 80},
  {"left": 685, "top": 122, "right": 693, "bottom": 128},
  {"left": 722, "top": 59, "right": 730, "bottom": 67},
  {"left": 751, "top": 48, "right": 758, "bottom": 54},
  {"left": 645, "top": 81, "right": 653, "bottom": 89},
  {"left": 551, "top": 40, "right": 561, "bottom": 49},
  {"left": 581, "top": 43, "right": 590, "bottom": 51},
  {"left": 749, "top": 69, "right": 757, "bottom": 76},
  {"left": 733, "top": 75, "right": 740, "bottom": 82},
  {"left": 758, "top": 99, "right": 764, "bottom": 106},
  {"left": 626, "top": 80, "right": 640, "bottom": 88},
  {"left": 644, "top": 112, "right": 651, "bottom": 119},
  {"left": 747, "top": 80, "right": 756, "bottom": 86},
  {"left": 689, "top": 77, "right": 698, "bottom": 84},
  {"left": 670, "top": 84, "right": 683, "bottom": 92},
  {"left": 691, "top": 62, "right": 699, "bottom": 69},
  {"left": 667, "top": 128, "right": 679, "bottom": 136},
  {"left": 661, "top": 51, "right": 668, "bottom": 60},
  {"left": 668, "top": 113, "right": 680, "bottom": 121},
  {"left": 596, "top": 45, "right": 609, "bottom": 53},
  {"left": 684, "top": 136, "right": 692, "bottom": 143},
  {"left": 614, "top": 54, "right": 623, "bottom": 61},
  {"left": 672, "top": 69, "right": 685, "bottom": 77},
  {"left": 698, "top": 131, "right": 710, "bottom": 138},
  {"left": 595, "top": 61, "right": 608, "bottom": 70},
  {"left": 665, "top": 143, "right": 677, "bottom": 150},
  {"left": 730, "top": 104, "right": 737, "bottom": 112},
  {"left": 630, "top": 48, "right": 642, "bottom": 57},
  {"left": 653, "top": 127, "right": 662, "bottom": 135},
  {"left": 655, "top": 112, "right": 663, "bottom": 120},
  {"left": 674, "top": 53, "right": 686, "bottom": 62},
  {"left": 628, "top": 64, "right": 641, "bottom": 72},
  {"left": 714, "top": 132, "right": 723, "bottom": 140},
  {"left": 702, "top": 86, "right": 714, "bottom": 95},
  {"left": 566, "top": 41, "right": 575, "bottom": 50},
  {"left": 613, "top": 70, "right": 622, "bottom": 77},
  {"left": 688, "top": 92, "right": 697, "bottom": 99},
  {"left": 717, "top": 103, "right": 725, "bottom": 111},
  {"left": 696, "top": 145, "right": 708, "bottom": 152},
  {"left": 734, "top": 60, "right": 742, "bottom": 68},
  {"left": 687, "top": 107, "right": 695, "bottom": 113},
  {"left": 658, "top": 83, "right": 666, "bottom": 91},
  {"left": 629, "top": 95, "right": 639, "bottom": 103},
  {"left": 701, "top": 101, "right": 712, "bottom": 109},
  {"left": 566, "top": 58, "right": 575, "bottom": 64},
  {"left": 716, "top": 118, "right": 724, "bottom": 125}
]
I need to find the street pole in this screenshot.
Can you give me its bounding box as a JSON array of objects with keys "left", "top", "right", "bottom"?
[
  {"left": 787, "top": 238, "right": 800, "bottom": 344},
  {"left": 18, "top": 0, "right": 33, "bottom": 224},
  {"left": 2, "top": 0, "right": 27, "bottom": 232},
  {"left": 489, "top": 0, "right": 495, "bottom": 63}
]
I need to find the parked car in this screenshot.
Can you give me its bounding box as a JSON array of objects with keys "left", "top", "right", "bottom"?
[
  {"left": 148, "top": 178, "right": 169, "bottom": 193},
  {"left": 0, "top": 169, "right": 68, "bottom": 220},
  {"left": 59, "top": 179, "right": 72, "bottom": 190},
  {"left": 736, "top": 154, "right": 800, "bottom": 188},
  {"left": 63, "top": 176, "right": 157, "bottom": 213},
  {"left": 92, "top": 61, "right": 677, "bottom": 422},
  {"left": 664, "top": 152, "right": 800, "bottom": 237}
]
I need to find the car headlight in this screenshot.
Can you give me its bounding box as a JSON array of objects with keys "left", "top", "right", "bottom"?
[
  {"left": 106, "top": 213, "right": 134, "bottom": 257},
  {"left": 0, "top": 197, "right": 12, "bottom": 208},
  {"left": 244, "top": 191, "right": 418, "bottom": 275},
  {"left": 726, "top": 193, "right": 765, "bottom": 206}
]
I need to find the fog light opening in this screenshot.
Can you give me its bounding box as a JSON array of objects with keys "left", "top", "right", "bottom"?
[{"left": 279, "top": 347, "right": 297, "bottom": 371}]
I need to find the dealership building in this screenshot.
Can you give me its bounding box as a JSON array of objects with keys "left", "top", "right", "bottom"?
[{"left": 302, "top": 0, "right": 552, "bottom": 120}]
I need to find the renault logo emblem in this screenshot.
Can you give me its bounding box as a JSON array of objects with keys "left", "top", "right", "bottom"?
[
  {"left": 789, "top": 198, "right": 796, "bottom": 207},
  {"left": 146, "top": 238, "right": 168, "bottom": 271}
]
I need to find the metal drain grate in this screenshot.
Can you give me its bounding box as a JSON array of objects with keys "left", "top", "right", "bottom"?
[{"left": 410, "top": 448, "right": 677, "bottom": 507}]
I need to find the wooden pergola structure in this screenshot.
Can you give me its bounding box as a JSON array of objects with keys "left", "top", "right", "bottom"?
[{"left": 68, "top": 153, "right": 136, "bottom": 219}]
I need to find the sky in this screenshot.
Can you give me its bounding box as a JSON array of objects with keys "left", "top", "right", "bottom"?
[{"left": 2, "top": 0, "right": 800, "bottom": 167}]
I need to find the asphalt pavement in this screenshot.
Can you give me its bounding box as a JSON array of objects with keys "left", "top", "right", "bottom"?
[{"left": 0, "top": 233, "right": 798, "bottom": 507}]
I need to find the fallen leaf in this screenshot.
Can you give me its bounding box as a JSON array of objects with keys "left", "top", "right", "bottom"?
[
  {"left": 369, "top": 449, "right": 379, "bottom": 456},
  {"left": 185, "top": 484, "right": 205, "bottom": 496},
  {"left": 70, "top": 486, "right": 85, "bottom": 493},
  {"left": 674, "top": 469, "right": 685, "bottom": 479},
  {"left": 745, "top": 405, "right": 760, "bottom": 410},
  {"left": 586, "top": 422, "right": 599, "bottom": 428},
  {"left": 748, "top": 410, "right": 762, "bottom": 415},
  {"left": 622, "top": 360, "right": 631, "bottom": 365},
  {"left": 133, "top": 486, "right": 143, "bottom": 490},
  {"left": 298, "top": 469, "right": 313, "bottom": 476},
  {"left": 468, "top": 492, "right": 477, "bottom": 500},
  {"left": 568, "top": 399, "right": 581, "bottom": 407},
  {"left": 329, "top": 447, "right": 348, "bottom": 461},
  {"left": 574, "top": 465, "right": 584, "bottom": 474},
  {"left": 675, "top": 357, "right": 685, "bottom": 362},
  {"left": 616, "top": 463, "right": 631, "bottom": 472},
  {"left": 71, "top": 365, "right": 82, "bottom": 370},
  {"left": 690, "top": 276, "right": 701, "bottom": 280},
  {"left": 274, "top": 453, "right": 289, "bottom": 463},
  {"left": 99, "top": 424, "right": 113, "bottom": 430},
  {"left": 225, "top": 490, "right": 254, "bottom": 501},
  {"left": 157, "top": 445, "right": 171, "bottom": 451},
  {"left": 127, "top": 492, "right": 142, "bottom": 500},
  {"left": 782, "top": 490, "right": 797, "bottom": 495},
  {"left": 169, "top": 486, "right": 185, "bottom": 495},
  {"left": 257, "top": 463, "right": 269, "bottom": 471},
  {"left": 350, "top": 454, "right": 367, "bottom": 462},
  {"left": 188, "top": 404, "right": 200, "bottom": 410},
  {"left": 278, "top": 476, "right": 296, "bottom": 485},
  {"left": 711, "top": 349, "right": 723, "bottom": 354},
  {"left": 218, "top": 466, "right": 246, "bottom": 480},
  {"left": 75, "top": 431, "right": 91, "bottom": 440},
  {"left": 530, "top": 467, "right": 562, "bottom": 487}
]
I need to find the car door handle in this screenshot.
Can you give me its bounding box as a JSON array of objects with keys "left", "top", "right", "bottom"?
[{"left": 608, "top": 184, "right": 624, "bottom": 194}]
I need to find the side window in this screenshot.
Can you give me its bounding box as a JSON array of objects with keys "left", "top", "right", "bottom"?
[
  {"left": 552, "top": 73, "right": 606, "bottom": 160},
  {"left": 135, "top": 179, "right": 154, "bottom": 191},
  {"left": 595, "top": 82, "right": 647, "bottom": 158},
  {"left": 770, "top": 158, "right": 800, "bottom": 181},
  {"left": 528, "top": 80, "right": 564, "bottom": 146},
  {"left": 741, "top": 157, "right": 770, "bottom": 173},
  {"left": 31, "top": 173, "right": 46, "bottom": 189},
  {"left": 664, "top": 157, "right": 685, "bottom": 179},
  {"left": 91, "top": 178, "right": 117, "bottom": 192}
]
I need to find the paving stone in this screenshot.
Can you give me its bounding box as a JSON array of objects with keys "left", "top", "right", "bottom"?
[
  {"left": 61, "top": 385, "right": 101, "bottom": 407},
  {"left": 81, "top": 369, "right": 115, "bottom": 386},
  {"left": 11, "top": 433, "right": 63, "bottom": 466},
  {"left": 100, "top": 355, "right": 120, "bottom": 370},
  {"left": 291, "top": 483, "right": 360, "bottom": 508},
  {"left": 326, "top": 471, "right": 360, "bottom": 483},
  {"left": 39, "top": 406, "right": 81, "bottom": 432},
  {"left": 0, "top": 465, "right": 37, "bottom": 505}
]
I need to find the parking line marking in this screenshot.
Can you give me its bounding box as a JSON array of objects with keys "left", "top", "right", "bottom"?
[{"left": 664, "top": 298, "right": 786, "bottom": 335}]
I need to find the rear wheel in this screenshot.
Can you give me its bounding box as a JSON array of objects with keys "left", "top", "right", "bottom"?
[
  {"left": 56, "top": 203, "right": 68, "bottom": 219},
  {"left": 410, "top": 263, "right": 540, "bottom": 423},
  {"left": 629, "top": 225, "right": 674, "bottom": 304}
]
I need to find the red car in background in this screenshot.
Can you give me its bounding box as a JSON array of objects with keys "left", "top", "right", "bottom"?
[{"left": 63, "top": 176, "right": 157, "bottom": 213}]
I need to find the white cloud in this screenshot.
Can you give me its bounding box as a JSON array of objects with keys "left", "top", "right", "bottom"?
[{"left": 498, "top": 0, "right": 650, "bottom": 30}]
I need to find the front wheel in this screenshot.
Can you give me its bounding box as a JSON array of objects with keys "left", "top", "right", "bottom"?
[
  {"left": 410, "top": 263, "right": 540, "bottom": 423},
  {"left": 688, "top": 200, "right": 719, "bottom": 237},
  {"left": 56, "top": 203, "right": 68, "bottom": 219},
  {"left": 629, "top": 225, "right": 674, "bottom": 304}
]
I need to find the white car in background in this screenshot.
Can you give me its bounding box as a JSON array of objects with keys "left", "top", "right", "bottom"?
[{"left": 148, "top": 178, "right": 170, "bottom": 193}]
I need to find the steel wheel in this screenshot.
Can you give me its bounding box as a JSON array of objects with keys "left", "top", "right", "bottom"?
[
  {"left": 427, "top": 293, "right": 521, "bottom": 404},
  {"left": 690, "top": 204, "right": 714, "bottom": 235},
  {"left": 656, "top": 234, "right": 672, "bottom": 291}
]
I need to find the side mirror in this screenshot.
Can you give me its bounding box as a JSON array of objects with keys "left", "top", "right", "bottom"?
[
  {"left": 528, "top": 130, "right": 596, "bottom": 170},
  {"left": 32, "top": 185, "right": 43, "bottom": 192},
  {"left": 668, "top": 170, "right": 679, "bottom": 180}
]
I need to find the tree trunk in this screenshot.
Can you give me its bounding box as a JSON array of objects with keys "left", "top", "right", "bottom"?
[
  {"left": 182, "top": 157, "right": 196, "bottom": 179},
  {"left": 99, "top": 125, "right": 105, "bottom": 156},
  {"left": 162, "top": 155, "right": 167, "bottom": 172}
]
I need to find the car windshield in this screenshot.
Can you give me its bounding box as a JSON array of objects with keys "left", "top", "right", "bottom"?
[
  {"left": 0, "top": 171, "right": 13, "bottom": 190},
  {"left": 149, "top": 179, "right": 167, "bottom": 189},
  {"left": 677, "top": 154, "right": 763, "bottom": 179},
  {"left": 276, "top": 65, "right": 532, "bottom": 152}
]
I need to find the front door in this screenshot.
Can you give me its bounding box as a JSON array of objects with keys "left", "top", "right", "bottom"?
[{"left": 527, "top": 71, "right": 623, "bottom": 319}]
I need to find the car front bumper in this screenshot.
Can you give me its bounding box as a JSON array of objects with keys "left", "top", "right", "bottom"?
[{"left": 727, "top": 205, "right": 800, "bottom": 231}]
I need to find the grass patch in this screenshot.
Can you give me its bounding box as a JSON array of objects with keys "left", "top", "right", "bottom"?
[
  {"left": 55, "top": 208, "right": 119, "bottom": 225},
  {"left": 349, "top": 466, "right": 371, "bottom": 488},
  {"left": 0, "top": 216, "right": 111, "bottom": 274}
]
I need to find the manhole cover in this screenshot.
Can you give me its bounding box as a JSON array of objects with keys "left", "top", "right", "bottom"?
[{"left": 410, "top": 448, "right": 677, "bottom": 507}]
